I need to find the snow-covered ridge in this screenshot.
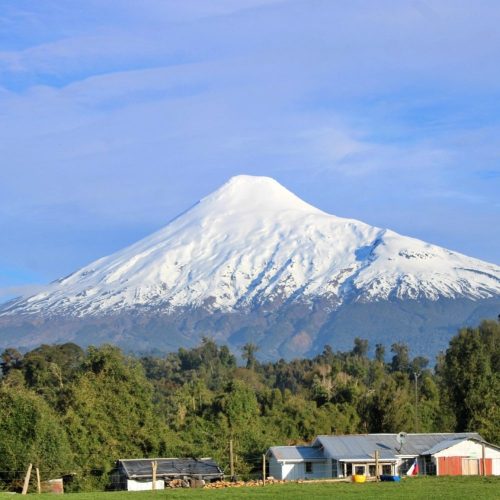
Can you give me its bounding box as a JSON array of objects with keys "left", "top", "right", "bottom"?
[{"left": 2, "top": 175, "right": 500, "bottom": 318}]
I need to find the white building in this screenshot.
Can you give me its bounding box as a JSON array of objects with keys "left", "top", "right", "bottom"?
[
  {"left": 267, "top": 433, "right": 500, "bottom": 480},
  {"left": 423, "top": 437, "right": 500, "bottom": 476},
  {"left": 268, "top": 446, "right": 328, "bottom": 480}
]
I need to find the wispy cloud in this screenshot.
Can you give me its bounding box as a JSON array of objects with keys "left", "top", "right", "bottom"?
[
  {"left": 298, "top": 126, "right": 453, "bottom": 177},
  {"left": 0, "top": 0, "right": 499, "bottom": 290},
  {"left": 0, "top": 284, "right": 45, "bottom": 302}
]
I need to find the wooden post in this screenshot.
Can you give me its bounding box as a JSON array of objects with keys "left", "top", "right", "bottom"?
[
  {"left": 36, "top": 467, "right": 41, "bottom": 494},
  {"left": 21, "top": 463, "right": 32, "bottom": 495},
  {"left": 151, "top": 460, "right": 158, "bottom": 491},
  {"left": 262, "top": 454, "right": 266, "bottom": 485},
  {"left": 482, "top": 442, "right": 486, "bottom": 476},
  {"left": 374, "top": 450, "right": 379, "bottom": 481},
  {"left": 229, "top": 439, "right": 235, "bottom": 480},
  {"left": 414, "top": 371, "right": 420, "bottom": 432}
]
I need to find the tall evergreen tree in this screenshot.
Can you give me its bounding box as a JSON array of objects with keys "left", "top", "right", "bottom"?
[{"left": 438, "top": 320, "right": 500, "bottom": 443}]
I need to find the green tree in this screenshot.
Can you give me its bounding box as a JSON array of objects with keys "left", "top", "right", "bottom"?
[
  {"left": 241, "top": 343, "right": 259, "bottom": 370},
  {"left": 366, "top": 377, "right": 414, "bottom": 432},
  {"left": 438, "top": 321, "right": 500, "bottom": 443},
  {"left": 0, "top": 348, "right": 23, "bottom": 378},
  {"left": 375, "top": 344, "right": 385, "bottom": 363},
  {"left": 390, "top": 342, "right": 410, "bottom": 373},
  {"left": 62, "top": 345, "right": 171, "bottom": 490},
  {"left": 0, "top": 386, "right": 73, "bottom": 484},
  {"left": 411, "top": 356, "right": 429, "bottom": 373},
  {"left": 352, "top": 337, "right": 369, "bottom": 358},
  {"left": 212, "top": 379, "right": 265, "bottom": 474}
]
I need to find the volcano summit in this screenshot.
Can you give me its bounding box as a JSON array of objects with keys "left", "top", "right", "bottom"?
[{"left": 1, "top": 175, "right": 499, "bottom": 358}]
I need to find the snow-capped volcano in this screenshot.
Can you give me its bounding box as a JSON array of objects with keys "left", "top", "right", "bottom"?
[{"left": 3, "top": 175, "right": 500, "bottom": 320}]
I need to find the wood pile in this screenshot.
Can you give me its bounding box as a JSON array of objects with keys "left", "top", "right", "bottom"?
[
  {"left": 204, "top": 478, "right": 286, "bottom": 489},
  {"left": 167, "top": 478, "right": 190, "bottom": 488}
]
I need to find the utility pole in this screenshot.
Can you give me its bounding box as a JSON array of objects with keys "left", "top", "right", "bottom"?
[
  {"left": 413, "top": 371, "right": 420, "bottom": 432},
  {"left": 229, "top": 439, "right": 235, "bottom": 481},
  {"left": 482, "top": 442, "right": 487, "bottom": 476}
]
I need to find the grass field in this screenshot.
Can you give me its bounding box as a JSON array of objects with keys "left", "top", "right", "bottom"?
[{"left": 1, "top": 476, "right": 499, "bottom": 499}]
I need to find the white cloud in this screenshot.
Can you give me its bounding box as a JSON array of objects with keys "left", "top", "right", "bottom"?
[
  {"left": 0, "top": 284, "right": 45, "bottom": 304},
  {"left": 298, "top": 126, "right": 453, "bottom": 177},
  {"left": 0, "top": 0, "right": 499, "bottom": 285}
]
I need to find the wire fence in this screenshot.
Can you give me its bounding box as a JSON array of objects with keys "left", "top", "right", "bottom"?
[
  {"left": 1, "top": 457, "right": 499, "bottom": 493},
  {"left": 0, "top": 469, "right": 256, "bottom": 494}
]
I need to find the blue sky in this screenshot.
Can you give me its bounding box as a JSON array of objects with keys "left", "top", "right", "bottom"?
[{"left": 1, "top": 0, "right": 500, "bottom": 302}]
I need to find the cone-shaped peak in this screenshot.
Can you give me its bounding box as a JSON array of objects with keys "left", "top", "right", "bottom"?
[
  {"left": 2, "top": 171, "right": 500, "bottom": 360},
  {"left": 198, "top": 175, "right": 323, "bottom": 214}
]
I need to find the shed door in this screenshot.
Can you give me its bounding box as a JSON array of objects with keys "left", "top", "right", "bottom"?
[
  {"left": 438, "top": 457, "right": 462, "bottom": 475},
  {"left": 461, "top": 458, "right": 478, "bottom": 475}
]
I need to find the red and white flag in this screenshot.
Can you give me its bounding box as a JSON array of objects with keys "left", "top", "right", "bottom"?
[{"left": 406, "top": 460, "right": 419, "bottom": 476}]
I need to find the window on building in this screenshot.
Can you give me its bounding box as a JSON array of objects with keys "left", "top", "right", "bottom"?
[
  {"left": 382, "top": 464, "right": 392, "bottom": 475},
  {"left": 305, "top": 462, "right": 313, "bottom": 473},
  {"left": 369, "top": 465, "right": 376, "bottom": 476},
  {"left": 355, "top": 465, "right": 366, "bottom": 475},
  {"left": 346, "top": 463, "right": 352, "bottom": 476}
]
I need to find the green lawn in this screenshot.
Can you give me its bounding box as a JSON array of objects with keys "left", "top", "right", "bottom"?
[{"left": 1, "top": 477, "right": 499, "bottom": 499}]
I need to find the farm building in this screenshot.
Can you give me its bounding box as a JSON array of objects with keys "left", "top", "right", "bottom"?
[
  {"left": 111, "top": 458, "right": 224, "bottom": 491},
  {"left": 423, "top": 437, "right": 500, "bottom": 476},
  {"left": 268, "top": 446, "right": 328, "bottom": 480},
  {"left": 267, "top": 433, "right": 500, "bottom": 480}
]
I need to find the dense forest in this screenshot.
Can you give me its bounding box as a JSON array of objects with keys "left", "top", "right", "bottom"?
[{"left": 0, "top": 319, "right": 499, "bottom": 491}]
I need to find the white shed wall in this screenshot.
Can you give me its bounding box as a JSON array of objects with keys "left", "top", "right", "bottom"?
[
  {"left": 127, "top": 479, "right": 164, "bottom": 491},
  {"left": 493, "top": 459, "right": 500, "bottom": 476},
  {"left": 268, "top": 457, "right": 284, "bottom": 480},
  {"left": 433, "top": 441, "right": 500, "bottom": 460},
  {"left": 268, "top": 459, "right": 329, "bottom": 480},
  {"left": 282, "top": 463, "right": 300, "bottom": 480}
]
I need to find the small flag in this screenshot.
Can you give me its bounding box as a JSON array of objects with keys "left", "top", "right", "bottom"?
[{"left": 406, "top": 460, "right": 419, "bottom": 476}]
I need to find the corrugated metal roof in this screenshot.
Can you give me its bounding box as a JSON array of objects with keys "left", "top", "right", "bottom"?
[
  {"left": 118, "top": 458, "right": 223, "bottom": 479},
  {"left": 269, "top": 446, "right": 325, "bottom": 461},
  {"left": 313, "top": 433, "right": 481, "bottom": 460}
]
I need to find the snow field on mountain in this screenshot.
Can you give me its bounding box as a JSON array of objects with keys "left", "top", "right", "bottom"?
[{"left": 4, "top": 175, "right": 500, "bottom": 318}]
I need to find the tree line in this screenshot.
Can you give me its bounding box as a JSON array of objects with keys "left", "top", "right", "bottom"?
[{"left": 0, "top": 319, "right": 498, "bottom": 490}]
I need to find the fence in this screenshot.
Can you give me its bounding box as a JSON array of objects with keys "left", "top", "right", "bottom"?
[{"left": 1, "top": 458, "right": 499, "bottom": 493}]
